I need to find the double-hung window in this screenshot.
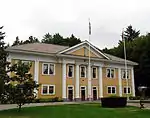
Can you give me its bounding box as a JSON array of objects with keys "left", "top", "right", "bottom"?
[
  {"left": 107, "top": 86, "right": 116, "bottom": 94},
  {"left": 68, "top": 65, "right": 74, "bottom": 78},
  {"left": 122, "top": 69, "right": 130, "bottom": 79},
  {"left": 42, "top": 63, "right": 55, "bottom": 75},
  {"left": 124, "top": 87, "right": 131, "bottom": 94},
  {"left": 106, "top": 68, "right": 115, "bottom": 78},
  {"left": 42, "top": 85, "right": 55, "bottom": 95},
  {"left": 80, "top": 66, "right": 86, "bottom": 78},
  {"left": 92, "top": 67, "right": 97, "bottom": 79}
]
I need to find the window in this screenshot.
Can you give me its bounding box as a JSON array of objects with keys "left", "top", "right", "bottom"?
[
  {"left": 68, "top": 65, "right": 74, "bottom": 78},
  {"left": 124, "top": 87, "right": 131, "bottom": 94},
  {"left": 80, "top": 66, "right": 86, "bottom": 78},
  {"left": 42, "top": 85, "right": 55, "bottom": 95},
  {"left": 107, "top": 86, "right": 116, "bottom": 94},
  {"left": 122, "top": 69, "right": 130, "bottom": 79},
  {"left": 92, "top": 67, "right": 97, "bottom": 79},
  {"left": 42, "top": 63, "right": 55, "bottom": 75},
  {"left": 106, "top": 68, "right": 115, "bottom": 78}
]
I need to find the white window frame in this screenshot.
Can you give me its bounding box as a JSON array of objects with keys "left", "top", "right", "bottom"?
[
  {"left": 107, "top": 86, "right": 116, "bottom": 94},
  {"left": 80, "top": 66, "right": 87, "bottom": 78},
  {"left": 41, "top": 84, "right": 55, "bottom": 95},
  {"left": 67, "top": 65, "right": 74, "bottom": 78},
  {"left": 92, "top": 67, "right": 97, "bottom": 79},
  {"left": 106, "top": 68, "right": 115, "bottom": 78},
  {"left": 67, "top": 85, "right": 74, "bottom": 99},
  {"left": 42, "top": 63, "right": 55, "bottom": 75},
  {"left": 123, "top": 86, "right": 131, "bottom": 94},
  {"left": 121, "top": 69, "right": 130, "bottom": 79}
]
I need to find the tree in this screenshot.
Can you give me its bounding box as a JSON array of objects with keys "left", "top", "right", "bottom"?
[
  {"left": 65, "top": 34, "right": 81, "bottom": 47},
  {"left": 12, "top": 36, "right": 39, "bottom": 46},
  {"left": 0, "top": 26, "right": 9, "bottom": 99},
  {"left": 42, "top": 33, "right": 81, "bottom": 47},
  {"left": 23, "top": 36, "right": 39, "bottom": 44},
  {"left": 124, "top": 25, "right": 140, "bottom": 42},
  {"left": 12, "top": 36, "right": 23, "bottom": 46},
  {"left": 4, "top": 61, "right": 39, "bottom": 112}
]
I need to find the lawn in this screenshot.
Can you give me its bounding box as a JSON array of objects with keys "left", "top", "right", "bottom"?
[{"left": 0, "top": 104, "right": 150, "bottom": 118}]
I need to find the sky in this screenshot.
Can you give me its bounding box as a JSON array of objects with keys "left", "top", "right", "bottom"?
[{"left": 1, "top": 0, "right": 150, "bottom": 49}]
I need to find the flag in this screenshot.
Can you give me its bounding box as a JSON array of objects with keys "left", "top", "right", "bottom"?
[{"left": 89, "top": 20, "right": 91, "bottom": 35}]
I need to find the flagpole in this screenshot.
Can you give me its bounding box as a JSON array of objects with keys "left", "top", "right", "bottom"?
[
  {"left": 88, "top": 18, "right": 92, "bottom": 101},
  {"left": 122, "top": 29, "right": 129, "bottom": 100}
]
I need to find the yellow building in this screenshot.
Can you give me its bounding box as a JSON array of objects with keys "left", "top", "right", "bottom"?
[{"left": 6, "top": 40, "right": 137, "bottom": 101}]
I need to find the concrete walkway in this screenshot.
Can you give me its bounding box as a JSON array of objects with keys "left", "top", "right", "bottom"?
[{"left": 0, "top": 101, "right": 150, "bottom": 111}]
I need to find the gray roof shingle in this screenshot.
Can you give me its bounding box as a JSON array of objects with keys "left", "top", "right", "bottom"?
[{"left": 7, "top": 43, "right": 69, "bottom": 54}]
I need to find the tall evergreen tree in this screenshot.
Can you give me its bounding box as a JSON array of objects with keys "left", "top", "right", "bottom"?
[
  {"left": 0, "top": 26, "right": 9, "bottom": 98},
  {"left": 124, "top": 25, "right": 140, "bottom": 41},
  {"left": 12, "top": 36, "right": 22, "bottom": 46}
]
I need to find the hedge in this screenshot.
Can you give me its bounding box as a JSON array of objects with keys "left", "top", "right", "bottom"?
[{"left": 101, "top": 96, "right": 127, "bottom": 108}]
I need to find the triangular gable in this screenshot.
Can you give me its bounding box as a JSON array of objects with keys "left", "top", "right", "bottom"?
[{"left": 58, "top": 40, "right": 110, "bottom": 59}]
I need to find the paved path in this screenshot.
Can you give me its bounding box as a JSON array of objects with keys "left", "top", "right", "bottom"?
[{"left": 0, "top": 101, "right": 150, "bottom": 111}]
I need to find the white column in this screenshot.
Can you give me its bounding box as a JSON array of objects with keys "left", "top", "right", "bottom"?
[
  {"left": 131, "top": 67, "right": 135, "bottom": 96},
  {"left": 62, "top": 63, "right": 67, "bottom": 100},
  {"left": 34, "top": 60, "right": 39, "bottom": 98},
  {"left": 99, "top": 66, "right": 103, "bottom": 98},
  {"left": 34, "top": 60, "right": 39, "bottom": 83},
  {"left": 75, "top": 64, "right": 80, "bottom": 99},
  {"left": 88, "top": 65, "right": 92, "bottom": 100},
  {"left": 118, "top": 68, "right": 122, "bottom": 97}
]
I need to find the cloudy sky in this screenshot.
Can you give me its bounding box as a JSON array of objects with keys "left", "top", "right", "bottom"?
[{"left": 1, "top": 0, "right": 150, "bottom": 49}]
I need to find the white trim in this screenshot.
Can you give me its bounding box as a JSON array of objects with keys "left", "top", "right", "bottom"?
[
  {"left": 92, "top": 67, "right": 98, "bottom": 79},
  {"left": 58, "top": 40, "right": 110, "bottom": 60},
  {"left": 42, "top": 63, "right": 55, "bottom": 75},
  {"left": 67, "top": 64, "right": 74, "bottom": 78},
  {"left": 92, "top": 86, "right": 98, "bottom": 100},
  {"left": 131, "top": 67, "right": 135, "bottom": 96},
  {"left": 34, "top": 60, "right": 39, "bottom": 98},
  {"left": 75, "top": 64, "right": 80, "bottom": 98},
  {"left": 106, "top": 68, "right": 115, "bottom": 78},
  {"left": 123, "top": 86, "right": 131, "bottom": 94},
  {"left": 62, "top": 63, "right": 67, "bottom": 99},
  {"left": 41, "top": 84, "right": 55, "bottom": 95},
  {"left": 80, "top": 86, "right": 87, "bottom": 99},
  {"left": 80, "top": 65, "right": 87, "bottom": 78},
  {"left": 107, "top": 86, "right": 116, "bottom": 94},
  {"left": 118, "top": 68, "right": 122, "bottom": 97},
  {"left": 99, "top": 66, "right": 103, "bottom": 98},
  {"left": 67, "top": 85, "right": 74, "bottom": 100}
]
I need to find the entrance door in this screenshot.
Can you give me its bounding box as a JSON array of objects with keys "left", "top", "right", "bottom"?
[
  {"left": 93, "top": 87, "right": 97, "bottom": 100},
  {"left": 81, "top": 86, "right": 86, "bottom": 101},
  {"left": 68, "top": 86, "right": 73, "bottom": 101}
]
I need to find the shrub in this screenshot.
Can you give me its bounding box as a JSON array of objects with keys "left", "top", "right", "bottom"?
[{"left": 101, "top": 96, "right": 127, "bottom": 108}]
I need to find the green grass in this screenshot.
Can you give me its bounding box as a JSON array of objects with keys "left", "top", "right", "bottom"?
[{"left": 0, "top": 104, "right": 150, "bottom": 118}]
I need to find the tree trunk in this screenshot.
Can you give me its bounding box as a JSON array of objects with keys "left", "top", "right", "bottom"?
[{"left": 18, "top": 103, "right": 22, "bottom": 112}]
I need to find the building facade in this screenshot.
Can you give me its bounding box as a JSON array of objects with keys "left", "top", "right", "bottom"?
[{"left": 6, "top": 41, "right": 137, "bottom": 101}]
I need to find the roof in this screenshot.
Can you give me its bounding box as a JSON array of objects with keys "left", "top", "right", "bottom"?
[
  {"left": 6, "top": 43, "right": 69, "bottom": 54},
  {"left": 6, "top": 42, "right": 138, "bottom": 65}
]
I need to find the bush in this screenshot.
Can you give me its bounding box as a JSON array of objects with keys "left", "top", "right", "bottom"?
[
  {"left": 32, "top": 97, "right": 63, "bottom": 103},
  {"left": 129, "top": 96, "right": 140, "bottom": 100},
  {"left": 101, "top": 97, "right": 127, "bottom": 108}
]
